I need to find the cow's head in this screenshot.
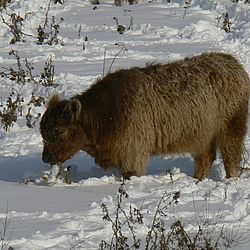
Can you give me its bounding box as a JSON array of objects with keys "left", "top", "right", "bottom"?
[{"left": 40, "top": 95, "right": 83, "bottom": 165}]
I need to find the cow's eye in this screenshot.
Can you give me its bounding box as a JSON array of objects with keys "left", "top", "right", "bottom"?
[
  {"left": 53, "top": 127, "right": 66, "bottom": 134},
  {"left": 57, "top": 128, "right": 67, "bottom": 137},
  {"left": 60, "top": 129, "right": 67, "bottom": 136}
]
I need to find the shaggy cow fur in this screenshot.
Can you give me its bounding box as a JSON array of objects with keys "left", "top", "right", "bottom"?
[{"left": 40, "top": 52, "right": 250, "bottom": 180}]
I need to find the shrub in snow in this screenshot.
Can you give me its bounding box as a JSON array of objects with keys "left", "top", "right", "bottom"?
[{"left": 0, "top": 50, "right": 56, "bottom": 130}]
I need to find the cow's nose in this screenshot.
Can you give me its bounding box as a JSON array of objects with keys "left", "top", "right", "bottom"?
[
  {"left": 42, "top": 151, "right": 51, "bottom": 163},
  {"left": 42, "top": 147, "right": 57, "bottom": 164}
]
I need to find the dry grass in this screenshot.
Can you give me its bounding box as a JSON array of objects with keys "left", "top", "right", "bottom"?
[{"left": 98, "top": 182, "right": 248, "bottom": 250}]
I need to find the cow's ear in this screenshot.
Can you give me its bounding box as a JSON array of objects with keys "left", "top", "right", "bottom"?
[
  {"left": 63, "top": 98, "right": 82, "bottom": 123},
  {"left": 47, "top": 94, "right": 61, "bottom": 108}
]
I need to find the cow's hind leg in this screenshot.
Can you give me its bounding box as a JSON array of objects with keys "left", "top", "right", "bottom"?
[
  {"left": 218, "top": 109, "right": 248, "bottom": 178},
  {"left": 193, "top": 140, "right": 217, "bottom": 180}
]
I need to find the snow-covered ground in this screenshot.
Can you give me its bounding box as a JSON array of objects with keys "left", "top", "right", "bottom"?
[{"left": 1, "top": 0, "right": 250, "bottom": 249}]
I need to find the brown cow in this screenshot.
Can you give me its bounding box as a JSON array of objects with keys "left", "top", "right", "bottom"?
[{"left": 40, "top": 52, "right": 250, "bottom": 180}]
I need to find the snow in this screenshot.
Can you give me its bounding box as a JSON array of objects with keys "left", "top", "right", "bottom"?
[{"left": 0, "top": 0, "right": 250, "bottom": 249}]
